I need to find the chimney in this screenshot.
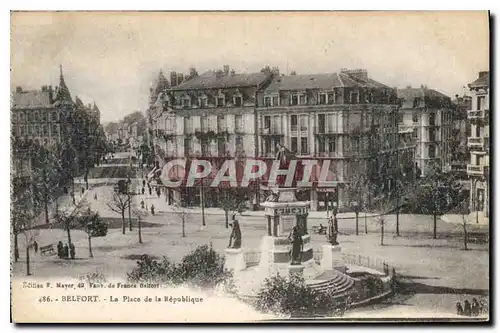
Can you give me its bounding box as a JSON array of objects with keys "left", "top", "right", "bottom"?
[
  {"left": 340, "top": 69, "right": 368, "bottom": 80},
  {"left": 215, "top": 70, "right": 224, "bottom": 79},
  {"left": 177, "top": 73, "right": 184, "bottom": 85},
  {"left": 170, "top": 71, "right": 178, "bottom": 87},
  {"left": 48, "top": 85, "right": 54, "bottom": 103},
  {"left": 230, "top": 69, "right": 236, "bottom": 76},
  {"left": 479, "top": 71, "right": 489, "bottom": 78},
  {"left": 15, "top": 86, "right": 22, "bottom": 93},
  {"left": 41, "top": 86, "right": 46, "bottom": 92},
  {"left": 223, "top": 65, "right": 230, "bottom": 75}
]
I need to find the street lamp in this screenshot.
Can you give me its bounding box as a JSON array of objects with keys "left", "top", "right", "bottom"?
[
  {"left": 87, "top": 221, "right": 94, "bottom": 258},
  {"left": 332, "top": 201, "right": 338, "bottom": 234},
  {"left": 352, "top": 201, "right": 360, "bottom": 236}
]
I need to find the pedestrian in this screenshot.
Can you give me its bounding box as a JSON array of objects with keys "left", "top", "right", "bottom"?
[
  {"left": 63, "top": 244, "right": 69, "bottom": 259},
  {"left": 157, "top": 188, "right": 161, "bottom": 198},
  {"left": 69, "top": 243, "right": 75, "bottom": 260},
  {"left": 464, "top": 299, "right": 472, "bottom": 316},
  {"left": 141, "top": 200, "right": 145, "bottom": 209},
  {"left": 142, "top": 187, "right": 145, "bottom": 195},
  {"left": 57, "top": 241, "right": 63, "bottom": 258},
  {"left": 149, "top": 187, "right": 152, "bottom": 196},
  {"left": 151, "top": 204, "right": 155, "bottom": 215},
  {"left": 142, "top": 179, "right": 146, "bottom": 188},
  {"left": 94, "top": 193, "right": 98, "bottom": 200},
  {"left": 81, "top": 187, "right": 85, "bottom": 195},
  {"left": 456, "top": 302, "right": 464, "bottom": 316},
  {"left": 472, "top": 298, "right": 479, "bottom": 316},
  {"left": 33, "top": 241, "right": 38, "bottom": 254}
]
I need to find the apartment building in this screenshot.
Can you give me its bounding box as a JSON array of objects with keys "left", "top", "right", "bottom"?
[
  {"left": 397, "top": 86, "right": 454, "bottom": 177},
  {"left": 467, "top": 71, "right": 489, "bottom": 221},
  {"left": 256, "top": 69, "right": 411, "bottom": 210},
  {"left": 148, "top": 67, "right": 273, "bottom": 206}
]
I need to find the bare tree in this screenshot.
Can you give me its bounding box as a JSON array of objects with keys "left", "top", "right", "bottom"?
[
  {"left": 171, "top": 203, "right": 188, "bottom": 238},
  {"left": 107, "top": 191, "right": 131, "bottom": 235},
  {"left": 372, "top": 194, "right": 395, "bottom": 246},
  {"left": 133, "top": 208, "right": 148, "bottom": 244},
  {"left": 218, "top": 188, "right": 247, "bottom": 229},
  {"left": 77, "top": 208, "right": 105, "bottom": 258},
  {"left": 54, "top": 199, "right": 88, "bottom": 247}
]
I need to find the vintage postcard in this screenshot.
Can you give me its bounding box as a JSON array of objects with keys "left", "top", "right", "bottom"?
[{"left": 10, "top": 11, "right": 490, "bottom": 323}]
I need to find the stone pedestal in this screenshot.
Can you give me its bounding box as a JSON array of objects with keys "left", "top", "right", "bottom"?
[
  {"left": 224, "top": 248, "right": 246, "bottom": 272},
  {"left": 320, "top": 244, "right": 344, "bottom": 271},
  {"left": 288, "top": 264, "right": 305, "bottom": 278}
]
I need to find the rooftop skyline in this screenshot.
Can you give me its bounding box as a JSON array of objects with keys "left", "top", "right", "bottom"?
[{"left": 11, "top": 11, "right": 489, "bottom": 123}]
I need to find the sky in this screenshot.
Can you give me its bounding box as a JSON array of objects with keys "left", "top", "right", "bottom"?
[{"left": 10, "top": 11, "right": 489, "bottom": 124}]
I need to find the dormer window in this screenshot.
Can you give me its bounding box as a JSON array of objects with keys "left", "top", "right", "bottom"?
[
  {"left": 350, "top": 91, "right": 360, "bottom": 104},
  {"left": 328, "top": 91, "right": 336, "bottom": 104},
  {"left": 233, "top": 90, "right": 243, "bottom": 107},
  {"left": 182, "top": 94, "right": 191, "bottom": 108},
  {"left": 216, "top": 90, "right": 225, "bottom": 107},
  {"left": 290, "top": 92, "right": 307, "bottom": 106},
  {"left": 319, "top": 92, "right": 327, "bottom": 105},
  {"left": 199, "top": 94, "right": 207, "bottom": 108},
  {"left": 264, "top": 94, "right": 279, "bottom": 107}
]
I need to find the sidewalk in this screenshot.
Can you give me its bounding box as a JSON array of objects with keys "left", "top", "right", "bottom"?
[
  {"left": 440, "top": 212, "right": 489, "bottom": 226},
  {"left": 134, "top": 193, "right": 378, "bottom": 220}
]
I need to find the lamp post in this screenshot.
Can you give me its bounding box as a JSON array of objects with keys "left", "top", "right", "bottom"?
[
  {"left": 332, "top": 201, "right": 338, "bottom": 235},
  {"left": 352, "top": 201, "right": 360, "bottom": 236},
  {"left": 87, "top": 221, "right": 94, "bottom": 258}
]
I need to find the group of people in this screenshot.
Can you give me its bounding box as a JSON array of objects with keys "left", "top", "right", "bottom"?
[
  {"left": 57, "top": 241, "right": 75, "bottom": 260},
  {"left": 456, "top": 298, "right": 485, "bottom": 317}
]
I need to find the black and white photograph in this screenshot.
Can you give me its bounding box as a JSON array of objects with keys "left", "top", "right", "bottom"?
[{"left": 10, "top": 11, "right": 490, "bottom": 322}]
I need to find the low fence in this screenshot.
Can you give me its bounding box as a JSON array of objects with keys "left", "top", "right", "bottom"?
[
  {"left": 243, "top": 251, "right": 261, "bottom": 267},
  {"left": 341, "top": 253, "right": 396, "bottom": 277}
]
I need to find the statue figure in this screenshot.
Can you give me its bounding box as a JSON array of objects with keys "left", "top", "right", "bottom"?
[
  {"left": 274, "top": 143, "right": 302, "bottom": 188},
  {"left": 288, "top": 226, "right": 304, "bottom": 265},
  {"left": 327, "top": 215, "right": 339, "bottom": 245},
  {"left": 228, "top": 216, "right": 242, "bottom": 249},
  {"left": 265, "top": 189, "right": 280, "bottom": 202}
]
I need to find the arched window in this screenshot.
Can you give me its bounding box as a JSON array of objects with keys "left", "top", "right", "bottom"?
[
  {"left": 216, "top": 90, "right": 225, "bottom": 107},
  {"left": 233, "top": 89, "right": 243, "bottom": 107}
]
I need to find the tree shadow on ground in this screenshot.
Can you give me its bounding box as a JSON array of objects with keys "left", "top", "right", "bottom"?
[
  {"left": 397, "top": 274, "right": 441, "bottom": 280},
  {"left": 397, "top": 281, "right": 489, "bottom": 296},
  {"left": 384, "top": 243, "right": 489, "bottom": 251}
]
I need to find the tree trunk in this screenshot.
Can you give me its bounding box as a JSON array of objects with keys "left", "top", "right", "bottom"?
[
  {"left": 182, "top": 214, "right": 186, "bottom": 238},
  {"left": 14, "top": 232, "right": 19, "bottom": 262},
  {"left": 26, "top": 245, "right": 31, "bottom": 276},
  {"left": 355, "top": 212, "right": 359, "bottom": 236},
  {"left": 364, "top": 212, "right": 368, "bottom": 234},
  {"left": 128, "top": 197, "right": 132, "bottom": 232},
  {"left": 463, "top": 219, "right": 468, "bottom": 251},
  {"left": 138, "top": 217, "right": 143, "bottom": 243},
  {"left": 225, "top": 210, "right": 229, "bottom": 229},
  {"left": 433, "top": 214, "right": 437, "bottom": 239},
  {"left": 88, "top": 234, "right": 93, "bottom": 258},
  {"left": 44, "top": 197, "right": 49, "bottom": 225},
  {"left": 72, "top": 177, "right": 76, "bottom": 205},
  {"left": 380, "top": 220, "right": 384, "bottom": 246},
  {"left": 396, "top": 206, "right": 400, "bottom": 236},
  {"left": 66, "top": 225, "right": 72, "bottom": 247},
  {"left": 201, "top": 185, "right": 206, "bottom": 227},
  {"left": 121, "top": 211, "right": 126, "bottom": 234}
]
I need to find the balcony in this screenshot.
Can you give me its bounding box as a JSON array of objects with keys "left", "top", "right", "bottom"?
[
  {"left": 260, "top": 127, "right": 284, "bottom": 136},
  {"left": 467, "top": 164, "right": 489, "bottom": 177},
  {"left": 467, "top": 137, "right": 487, "bottom": 150},
  {"left": 313, "top": 127, "right": 342, "bottom": 135},
  {"left": 468, "top": 109, "right": 488, "bottom": 120},
  {"left": 398, "top": 124, "right": 414, "bottom": 134}
]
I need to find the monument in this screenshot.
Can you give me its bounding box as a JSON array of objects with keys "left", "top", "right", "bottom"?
[{"left": 257, "top": 143, "right": 322, "bottom": 279}]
